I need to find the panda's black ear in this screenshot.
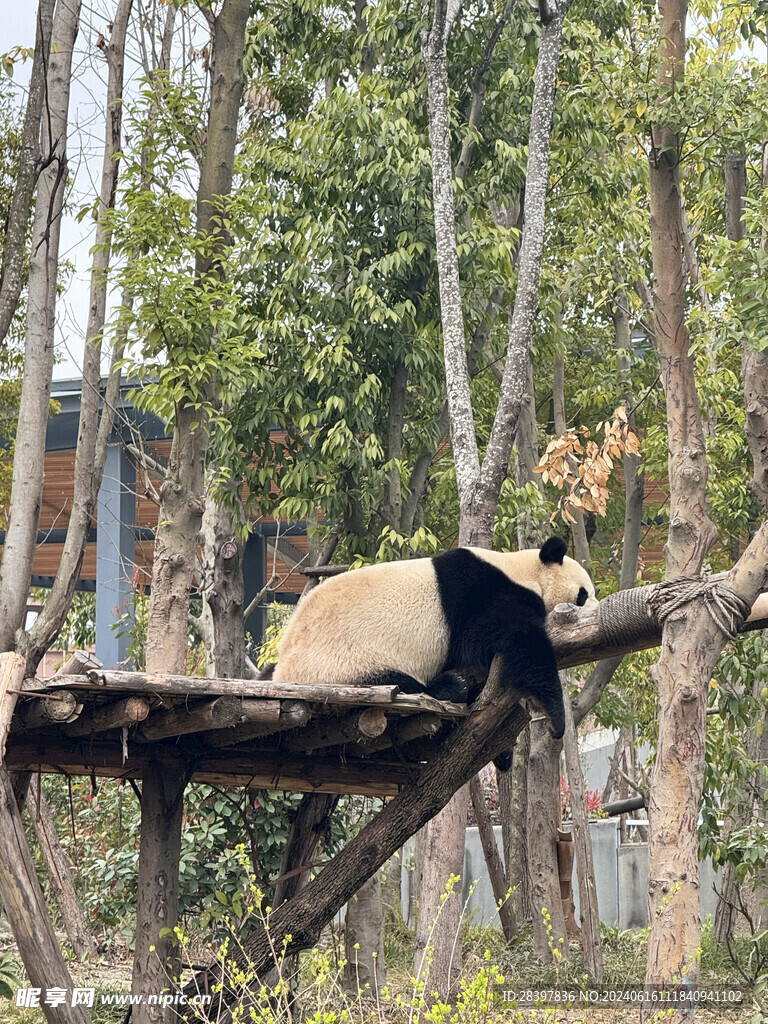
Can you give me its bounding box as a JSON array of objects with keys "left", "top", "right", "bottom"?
[{"left": 539, "top": 536, "right": 567, "bottom": 565}]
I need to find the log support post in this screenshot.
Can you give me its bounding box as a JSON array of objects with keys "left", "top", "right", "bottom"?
[
  {"left": 0, "top": 652, "right": 92, "bottom": 1023},
  {"left": 132, "top": 761, "right": 189, "bottom": 1024}
]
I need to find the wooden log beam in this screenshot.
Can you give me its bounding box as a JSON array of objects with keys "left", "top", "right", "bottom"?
[
  {"left": 281, "top": 708, "right": 388, "bottom": 753},
  {"left": 350, "top": 713, "right": 443, "bottom": 755},
  {"left": 140, "top": 696, "right": 241, "bottom": 741},
  {"left": 53, "top": 649, "right": 103, "bottom": 678},
  {"left": 205, "top": 699, "right": 310, "bottom": 748},
  {"left": 22, "top": 672, "right": 466, "bottom": 717},
  {"left": 62, "top": 696, "right": 150, "bottom": 737},
  {"left": 4, "top": 735, "right": 410, "bottom": 797},
  {"left": 14, "top": 691, "right": 78, "bottom": 731}
]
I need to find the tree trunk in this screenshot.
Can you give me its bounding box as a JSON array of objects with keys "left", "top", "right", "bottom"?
[
  {"left": 133, "top": 3, "right": 249, "bottom": 1018},
  {"left": 131, "top": 760, "right": 188, "bottom": 1021},
  {"left": 0, "top": 0, "right": 55, "bottom": 344},
  {"left": 560, "top": 674, "right": 603, "bottom": 979},
  {"left": 503, "top": 725, "right": 530, "bottom": 926},
  {"left": 23, "top": 0, "right": 134, "bottom": 675},
  {"left": 644, "top": 2, "right": 722, "bottom": 1007},
  {"left": 469, "top": 775, "right": 516, "bottom": 939},
  {"left": 413, "top": 783, "right": 469, "bottom": 998},
  {"left": 420, "top": 0, "right": 572, "bottom": 989},
  {"left": 343, "top": 871, "right": 386, "bottom": 995},
  {"left": 0, "top": 0, "right": 82, "bottom": 654},
  {"left": 197, "top": 500, "right": 246, "bottom": 679},
  {"left": 27, "top": 776, "right": 99, "bottom": 961},
  {"left": 527, "top": 721, "right": 566, "bottom": 957}
]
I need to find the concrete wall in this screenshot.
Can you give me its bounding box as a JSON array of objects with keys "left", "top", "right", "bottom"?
[{"left": 400, "top": 821, "right": 721, "bottom": 931}]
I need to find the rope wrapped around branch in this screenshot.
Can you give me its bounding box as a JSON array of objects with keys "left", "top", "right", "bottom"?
[{"left": 646, "top": 576, "right": 752, "bottom": 640}]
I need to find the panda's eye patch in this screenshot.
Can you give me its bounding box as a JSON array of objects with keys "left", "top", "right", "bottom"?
[{"left": 576, "top": 587, "right": 588, "bottom": 607}]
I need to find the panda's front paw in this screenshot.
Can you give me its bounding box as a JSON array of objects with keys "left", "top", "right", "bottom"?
[{"left": 426, "top": 671, "right": 468, "bottom": 703}]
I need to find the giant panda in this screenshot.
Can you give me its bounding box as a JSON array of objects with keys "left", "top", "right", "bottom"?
[{"left": 268, "top": 537, "right": 597, "bottom": 755}]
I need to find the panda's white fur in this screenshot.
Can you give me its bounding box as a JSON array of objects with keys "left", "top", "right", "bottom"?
[{"left": 272, "top": 544, "right": 595, "bottom": 688}]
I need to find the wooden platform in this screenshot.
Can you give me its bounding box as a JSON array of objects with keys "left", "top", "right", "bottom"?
[{"left": 6, "top": 667, "right": 467, "bottom": 797}]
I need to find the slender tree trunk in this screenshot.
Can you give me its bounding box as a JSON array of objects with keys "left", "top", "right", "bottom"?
[
  {"left": 133, "top": 3, "right": 249, "bottom": 1019},
  {"left": 27, "top": 776, "right": 99, "bottom": 961},
  {"left": 0, "top": 0, "right": 82, "bottom": 653},
  {"left": 413, "top": 783, "right": 469, "bottom": 997},
  {"left": 503, "top": 725, "right": 530, "bottom": 926},
  {"left": 560, "top": 674, "right": 602, "bottom": 979},
  {"left": 469, "top": 775, "right": 516, "bottom": 939},
  {"left": 0, "top": 0, "right": 55, "bottom": 343},
  {"left": 343, "top": 871, "right": 386, "bottom": 994},
  {"left": 552, "top": 345, "right": 590, "bottom": 567},
  {"left": 644, "top": 1, "right": 720, "bottom": 1006},
  {"left": 419, "top": 0, "right": 572, "bottom": 992},
  {"left": 23, "top": 0, "right": 134, "bottom": 674},
  {"left": 527, "top": 722, "right": 566, "bottom": 956}
]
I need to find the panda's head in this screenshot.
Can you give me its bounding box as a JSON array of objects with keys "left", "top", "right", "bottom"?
[{"left": 536, "top": 536, "right": 598, "bottom": 612}]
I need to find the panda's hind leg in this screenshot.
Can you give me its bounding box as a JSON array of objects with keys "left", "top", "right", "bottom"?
[
  {"left": 356, "top": 670, "right": 431, "bottom": 694},
  {"left": 425, "top": 671, "right": 468, "bottom": 703}
]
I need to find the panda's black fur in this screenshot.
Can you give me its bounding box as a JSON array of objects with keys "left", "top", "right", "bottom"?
[{"left": 430, "top": 545, "right": 565, "bottom": 738}]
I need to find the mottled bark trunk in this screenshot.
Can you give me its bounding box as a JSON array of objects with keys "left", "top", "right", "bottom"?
[
  {"left": 413, "top": 783, "right": 469, "bottom": 997},
  {"left": 527, "top": 721, "right": 565, "bottom": 956},
  {"left": 560, "top": 673, "right": 602, "bottom": 979},
  {"left": 343, "top": 871, "right": 386, "bottom": 994},
  {"left": 469, "top": 774, "right": 516, "bottom": 939},
  {"left": 644, "top": 1, "right": 721, "bottom": 1005},
  {"left": 0, "top": 0, "right": 82, "bottom": 653},
  {"left": 503, "top": 724, "right": 530, "bottom": 925},
  {"left": 134, "top": 3, "right": 249, "bottom": 1018},
  {"left": 197, "top": 500, "right": 245, "bottom": 678},
  {"left": 420, "top": 0, "right": 571, "bottom": 993}
]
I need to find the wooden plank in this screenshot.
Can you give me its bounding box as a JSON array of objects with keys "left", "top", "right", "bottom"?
[
  {"left": 22, "top": 671, "right": 467, "bottom": 717},
  {"left": 4, "top": 736, "right": 407, "bottom": 797}
]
